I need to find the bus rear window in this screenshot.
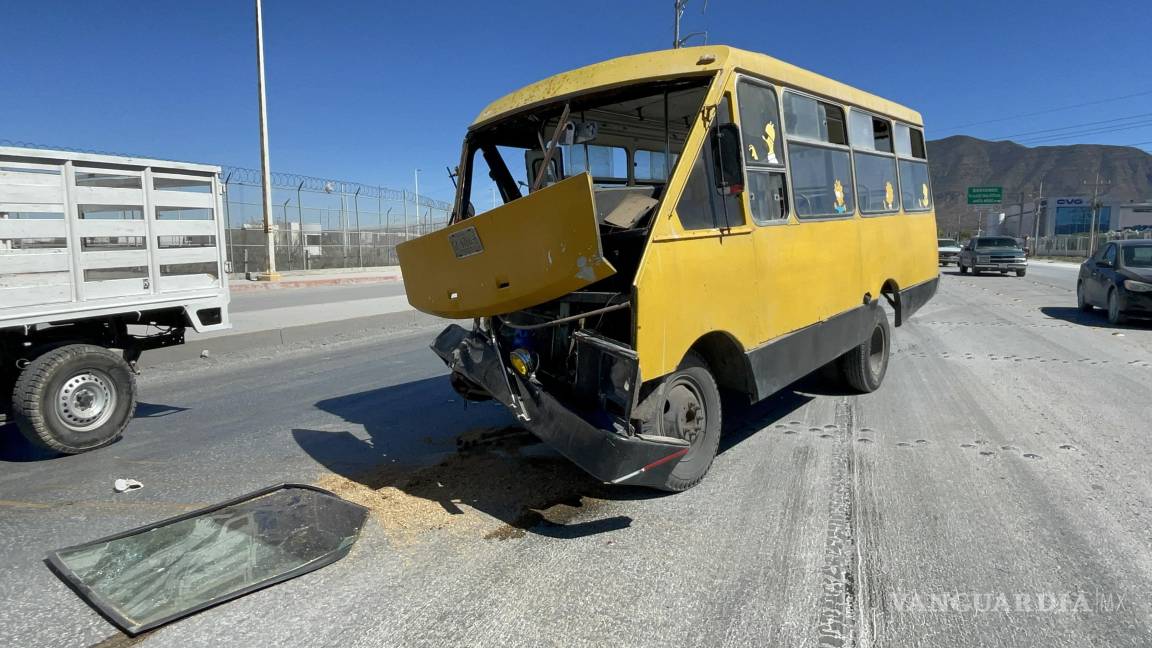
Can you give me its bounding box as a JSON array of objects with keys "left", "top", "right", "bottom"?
[{"left": 563, "top": 144, "right": 627, "bottom": 179}]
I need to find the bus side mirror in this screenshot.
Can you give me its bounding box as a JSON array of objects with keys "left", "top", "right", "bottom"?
[{"left": 711, "top": 123, "right": 745, "bottom": 195}]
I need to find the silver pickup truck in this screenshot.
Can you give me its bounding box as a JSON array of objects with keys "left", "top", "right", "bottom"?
[
  {"left": 958, "top": 236, "right": 1028, "bottom": 277},
  {"left": 1, "top": 147, "right": 230, "bottom": 453}
]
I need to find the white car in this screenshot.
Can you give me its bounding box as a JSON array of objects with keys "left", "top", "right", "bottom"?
[{"left": 938, "top": 238, "right": 962, "bottom": 266}]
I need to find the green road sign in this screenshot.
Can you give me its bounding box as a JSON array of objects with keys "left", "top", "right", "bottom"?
[{"left": 967, "top": 186, "right": 1003, "bottom": 204}]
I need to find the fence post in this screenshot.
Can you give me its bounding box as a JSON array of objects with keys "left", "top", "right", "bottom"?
[
  {"left": 354, "top": 187, "right": 363, "bottom": 269},
  {"left": 222, "top": 172, "right": 235, "bottom": 270},
  {"left": 297, "top": 181, "right": 305, "bottom": 271},
  {"left": 340, "top": 190, "right": 348, "bottom": 268}
]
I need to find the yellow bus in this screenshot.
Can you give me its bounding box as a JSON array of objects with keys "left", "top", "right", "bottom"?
[{"left": 398, "top": 46, "right": 938, "bottom": 491}]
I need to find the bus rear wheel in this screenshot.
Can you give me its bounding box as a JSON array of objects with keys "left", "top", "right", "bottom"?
[
  {"left": 841, "top": 314, "right": 890, "bottom": 393},
  {"left": 11, "top": 344, "right": 136, "bottom": 454}
]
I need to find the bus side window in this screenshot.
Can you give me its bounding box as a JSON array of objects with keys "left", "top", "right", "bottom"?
[
  {"left": 895, "top": 123, "right": 931, "bottom": 212},
  {"left": 737, "top": 79, "right": 789, "bottom": 224}
]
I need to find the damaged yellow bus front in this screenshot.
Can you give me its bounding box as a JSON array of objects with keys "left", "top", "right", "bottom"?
[{"left": 398, "top": 46, "right": 939, "bottom": 491}]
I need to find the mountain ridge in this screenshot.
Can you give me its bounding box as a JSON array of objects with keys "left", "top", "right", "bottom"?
[{"left": 928, "top": 135, "right": 1152, "bottom": 235}]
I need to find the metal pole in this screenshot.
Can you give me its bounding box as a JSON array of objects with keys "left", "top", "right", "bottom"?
[
  {"left": 673, "top": 0, "right": 682, "bottom": 48},
  {"left": 1032, "top": 180, "right": 1043, "bottom": 254},
  {"left": 223, "top": 172, "right": 235, "bottom": 273},
  {"left": 254, "top": 0, "right": 278, "bottom": 280},
  {"left": 340, "top": 191, "right": 348, "bottom": 267},
  {"left": 1084, "top": 171, "right": 1110, "bottom": 256},
  {"left": 296, "top": 181, "right": 304, "bottom": 271},
  {"left": 354, "top": 187, "right": 363, "bottom": 268},
  {"left": 414, "top": 169, "right": 421, "bottom": 235}
]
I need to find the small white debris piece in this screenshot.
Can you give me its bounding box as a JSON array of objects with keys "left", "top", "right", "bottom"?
[
  {"left": 200, "top": 349, "right": 211, "bottom": 358},
  {"left": 113, "top": 478, "right": 143, "bottom": 493}
]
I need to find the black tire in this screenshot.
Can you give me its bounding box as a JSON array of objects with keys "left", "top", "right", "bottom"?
[
  {"left": 841, "top": 312, "right": 890, "bottom": 393},
  {"left": 959, "top": 263, "right": 969, "bottom": 274},
  {"left": 1107, "top": 289, "right": 1128, "bottom": 325},
  {"left": 1016, "top": 269, "right": 1026, "bottom": 277},
  {"left": 11, "top": 344, "right": 136, "bottom": 454},
  {"left": 636, "top": 351, "right": 722, "bottom": 492},
  {"left": 1077, "top": 282, "right": 1094, "bottom": 312}
]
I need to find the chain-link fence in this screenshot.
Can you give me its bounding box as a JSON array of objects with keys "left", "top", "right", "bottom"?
[
  {"left": 220, "top": 167, "right": 451, "bottom": 273},
  {"left": 1034, "top": 230, "right": 1152, "bottom": 258}
]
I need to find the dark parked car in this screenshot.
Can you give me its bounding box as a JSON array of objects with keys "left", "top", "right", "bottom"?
[
  {"left": 958, "top": 236, "right": 1028, "bottom": 276},
  {"left": 1077, "top": 240, "right": 1152, "bottom": 324}
]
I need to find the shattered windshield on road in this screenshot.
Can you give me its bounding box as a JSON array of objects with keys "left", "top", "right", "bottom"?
[{"left": 48, "top": 485, "right": 368, "bottom": 635}]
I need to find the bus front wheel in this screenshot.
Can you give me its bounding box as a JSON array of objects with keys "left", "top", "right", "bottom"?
[
  {"left": 636, "top": 351, "right": 722, "bottom": 492},
  {"left": 841, "top": 315, "right": 890, "bottom": 393}
]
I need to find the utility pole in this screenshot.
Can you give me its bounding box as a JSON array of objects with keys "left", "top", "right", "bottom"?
[
  {"left": 254, "top": 0, "right": 279, "bottom": 281},
  {"left": 1016, "top": 191, "right": 1026, "bottom": 238},
  {"left": 1031, "top": 179, "right": 1044, "bottom": 243},
  {"left": 673, "top": 0, "right": 706, "bottom": 48},
  {"left": 1084, "top": 170, "right": 1111, "bottom": 256}
]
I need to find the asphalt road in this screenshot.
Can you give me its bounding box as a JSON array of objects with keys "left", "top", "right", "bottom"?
[{"left": 3, "top": 260, "right": 1152, "bottom": 647}]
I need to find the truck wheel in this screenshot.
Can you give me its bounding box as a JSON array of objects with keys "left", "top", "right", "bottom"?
[
  {"left": 640, "top": 351, "right": 722, "bottom": 492},
  {"left": 11, "top": 345, "right": 137, "bottom": 454},
  {"left": 959, "top": 263, "right": 968, "bottom": 274},
  {"left": 841, "top": 313, "right": 890, "bottom": 393},
  {"left": 1016, "top": 269, "right": 1026, "bottom": 277}
]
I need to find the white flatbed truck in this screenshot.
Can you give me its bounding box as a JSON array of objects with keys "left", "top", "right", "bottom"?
[{"left": 0, "top": 147, "right": 230, "bottom": 453}]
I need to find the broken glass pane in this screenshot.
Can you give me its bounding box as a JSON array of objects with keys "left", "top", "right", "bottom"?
[{"left": 49, "top": 485, "right": 368, "bottom": 635}]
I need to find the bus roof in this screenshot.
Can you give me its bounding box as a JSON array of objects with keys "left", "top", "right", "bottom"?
[{"left": 471, "top": 46, "right": 923, "bottom": 130}]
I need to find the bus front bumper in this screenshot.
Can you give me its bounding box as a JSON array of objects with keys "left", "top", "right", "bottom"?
[{"left": 430, "top": 324, "right": 689, "bottom": 488}]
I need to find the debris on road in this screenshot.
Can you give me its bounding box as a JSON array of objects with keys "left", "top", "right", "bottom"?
[
  {"left": 112, "top": 479, "right": 143, "bottom": 493},
  {"left": 47, "top": 484, "right": 368, "bottom": 636}
]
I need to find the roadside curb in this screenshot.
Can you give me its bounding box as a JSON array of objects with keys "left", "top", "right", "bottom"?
[
  {"left": 228, "top": 273, "right": 403, "bottom": 293},
  {"left": 140, "top": 309, "right": 449, "bottom": 368}
]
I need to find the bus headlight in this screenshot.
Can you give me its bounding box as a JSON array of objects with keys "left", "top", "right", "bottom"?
[
  {"left": 509, "top": 348, "right": 537, "bottom": 377},
  {"left": 1124, "top": 280, "right": 1152, "bottom": 293}
]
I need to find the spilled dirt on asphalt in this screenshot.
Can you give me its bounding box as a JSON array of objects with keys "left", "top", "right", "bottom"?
[{"left": 314, "top": 426, "right": 610, "bottom": 544}]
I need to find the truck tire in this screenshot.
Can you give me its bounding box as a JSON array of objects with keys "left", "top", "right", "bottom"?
[
  {"left": 11, "top": 344, "right": 136, "bottom": 454},
  {"left": 638, "top": 351, "right": 722, "bottom": 492},
  {"left": 959, "top": 263, "right": 968, "bottom": 274},
  {"left": 841, "top": 313, "right": 890, "bottom": 393}
]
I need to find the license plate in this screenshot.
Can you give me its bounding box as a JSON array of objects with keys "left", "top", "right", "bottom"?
[{"left": 998, "top": 264, "right": 1007, "bottom": 269}]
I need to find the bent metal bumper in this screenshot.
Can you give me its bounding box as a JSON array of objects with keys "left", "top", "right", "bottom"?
[{"left": 431, "top": 324, "right": 689, "bottom": 488}]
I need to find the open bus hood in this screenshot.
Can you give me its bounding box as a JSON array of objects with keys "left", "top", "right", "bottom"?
[{"left": 397, "top": 173, "right": 617, "bottom": 318}]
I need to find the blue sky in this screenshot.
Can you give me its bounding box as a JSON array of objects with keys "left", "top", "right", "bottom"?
[{"left": 2, "top": 0, "right": 1148, "bottom": 202}]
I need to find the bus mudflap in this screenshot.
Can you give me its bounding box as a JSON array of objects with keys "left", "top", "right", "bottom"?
[{"left": 431, "top": 324, "right": 689, "bottom": 488}]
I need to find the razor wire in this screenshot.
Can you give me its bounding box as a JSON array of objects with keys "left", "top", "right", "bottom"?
[{"left": 0, "top": 137, "right": 452, "bottom": 211}]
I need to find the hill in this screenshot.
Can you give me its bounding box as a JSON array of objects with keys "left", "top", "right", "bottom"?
[{"left": 927, "top": 135, "right": 1152, "bottom": 236}]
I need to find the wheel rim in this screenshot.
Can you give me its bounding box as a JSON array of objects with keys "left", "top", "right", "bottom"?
[
  {"left": 55, "top": 369, "right": 116, "bottom": 432},
  {"left": 662, "top": 378, "right": 707, "bottom": 458},
  {"left": 867, "top": 325, "right": 886, "bottom": 376}
]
